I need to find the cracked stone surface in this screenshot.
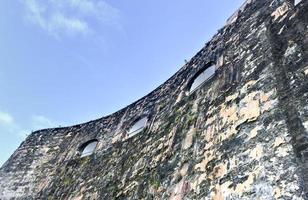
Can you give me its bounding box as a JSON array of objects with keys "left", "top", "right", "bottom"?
[{"left": 0, "top": 0, "right": 307, "bottom": 199}]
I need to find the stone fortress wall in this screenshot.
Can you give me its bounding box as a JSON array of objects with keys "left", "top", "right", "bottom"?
[{"left": 0, "top": 0, "right": 307, "bottom": 199}]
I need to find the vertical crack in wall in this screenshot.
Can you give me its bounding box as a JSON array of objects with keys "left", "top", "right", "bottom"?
[{"left": 266, "top": 5, "right": 308, "bottom": 198}]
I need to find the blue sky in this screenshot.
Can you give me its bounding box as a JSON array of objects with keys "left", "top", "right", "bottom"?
[{"left": 0, "top": 0, "right": 244, "bottom": 166}]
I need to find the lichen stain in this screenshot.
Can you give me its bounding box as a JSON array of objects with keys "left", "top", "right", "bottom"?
[
  {"left": 249, "top": 144, "right": 263, "bottom": 160},
  {"left": 240, "top": 80, "right": 257, "bottom": 94},
  {"left": 112, "top": 133, "right": 122, "bottom": 144},
  {"left": 165, "top": 127, "right": 177, "bottom": 153},
  {"left": 73, "top": 195, "right": 83, "bottom": 200},
  {"left": 219, "top": 126, "right": 237, "bottom": 142},
  {"left": 228, "top": 156, "right": 238, "bottom": 170},
  {"left": 304, "top": 66, "right": 308, "bottom": 75},
  {"left": 169, "top": 179, "right": 190, "bottom": 200},
  {"left": 212, "top": 162, "right": 227, "bottom": 179},
  {"left": 122, "top": 181, "right": 138, "bottom": 194},
  {"left": 212, "top": 185, "right": 224, "bottom": 200},
  {"left": 234, "top": 170, "right": 259, "bottom": 195},
  {"left": 204, "top": 125, "right": 215, "bottom": 142},
  {"left": 239, "top": 92, "right": 260, "bottom": 122},
  {"left": 206, "top": 115, "right": 216, "bottom": 125},
  {"left": 248, "top": 125, "right": 262, "bottom": 140},
  {"left": 260, "top": 91, "right": 277, "bottom": 113},
  {"left": 261, "top": 101, "right": 274, "bottom": 113},
  {"left": 180, "top": 163, "right": 189, "bottom": 177},
  {"left": 175, "top": 91, "right": 184, "bottom": 104},
  {"left": 220, "top": 103, "right": 238, "bottom": 126},
  {"left": 274, "top": 187, "right": 282, "bottom": 199},
  {"left": 225, "top": 92, "right": 239, "bottom": 102},
  {"left": 195, "top": 149, "right": 215, "bottom": 172},
  {"left": 303, "top": 120, "right": 308, "bottom": 132},
  {"left": 260, "top": 91, "right": 271, "bottom": 102},
  {"left": 182, "top": 127, "right": 196, "bottom": 150},
  {"left": 284, "top": 41, "right": 298, "bottom": 57},
  {"left": 271, "top": 3, "right": 290, "bottom": 21},
  {"left": 272, "top": 137, "right": 285, "bottom": 148},
  {"left": 276, "top": 146, "right": 290, "bottom": 157}
]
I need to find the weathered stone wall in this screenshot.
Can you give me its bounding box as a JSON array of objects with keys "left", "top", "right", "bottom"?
[{"left": 0, "top": 0, "right": 307, "bottom": 199}]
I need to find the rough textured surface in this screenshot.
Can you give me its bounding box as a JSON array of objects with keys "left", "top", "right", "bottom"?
[{"left": 0, "top": 0, "right": 307, "bottom": 199}]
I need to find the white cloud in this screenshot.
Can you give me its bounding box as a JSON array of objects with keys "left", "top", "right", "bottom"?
[
  {"left": 0, "top": 112, "right": 14, "bottom": 125},
  {"left": 0, "top": 111, "right": 59, "bottom": 139},
  {"left": 31, "top": 115, "right": 57, "bottom": 130},
  {"left": 50, "top": 13, "right": 89, "bottom": 35},
  {"left": 15, "top": 115, "right": 58, "bottom": 139},
  {"left": 22, "top": 0, "right": 120, "bottom": 37},
  {"left": 0, "top": 112, "right": 60, "bottom": 167}
]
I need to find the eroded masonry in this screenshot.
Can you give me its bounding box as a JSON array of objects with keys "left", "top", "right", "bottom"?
[{"left": 1, "top": 0, "right": 308, "bottom": 199}]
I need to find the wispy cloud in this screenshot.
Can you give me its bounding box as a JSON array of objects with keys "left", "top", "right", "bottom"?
[
  {"left": 0, "top": 111, "right": 61, "bottom": 166},
  {"left": 0, "top": 111, "right": 59, "bottom": 139},
  {"left": 31, "top": 115, "right": 57, "bottom": 130},
  {"left": 21, "top": 0, "right": 121, "bottom": 38},
  {"left": 0, "top": 112, "right": 14, "bottom": 125}
]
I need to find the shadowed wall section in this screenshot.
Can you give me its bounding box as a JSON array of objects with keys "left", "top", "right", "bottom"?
[{"left": 0, "top": 0, "right": 307, "bottom": 199}]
